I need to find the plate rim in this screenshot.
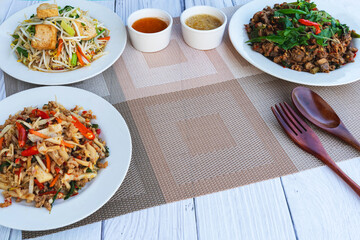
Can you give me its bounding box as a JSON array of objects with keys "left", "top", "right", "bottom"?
[
  {"left": 0, "top": 0, "right": 127, "bottom": 86},
  {"left": 0, "top": 86, "right": 132, "bottom": 231}
]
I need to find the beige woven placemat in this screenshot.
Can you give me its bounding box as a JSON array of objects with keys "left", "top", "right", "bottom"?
[{"left": 3, "top": 6, "right": 360, "bottom": 239}]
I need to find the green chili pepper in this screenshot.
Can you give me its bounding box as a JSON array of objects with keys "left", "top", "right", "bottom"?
[
  {"left": 65, "top": 181, "right": 75, "bottom": 200},
  {"left": 351, "top": 31, "right": 360, "bottom": 38},
  {"left": 71, "top": 53, "right": 78, "bottom": 66}
]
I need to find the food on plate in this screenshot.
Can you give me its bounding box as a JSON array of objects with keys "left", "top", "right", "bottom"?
[
  {"left": 185, "top": 14, "right": 222, "bottom": 30},
  {"left": 245, "top": 0, "right": 359, "bottom": 73},
  {"left": 11, "top": 3, "right": 110, "bottom": 72},
  {"left": 132, "top": 17, "right": 168, "bottom": 33},
  {"left": 0, "top": 101, "right": 109, "bottom": 211}
]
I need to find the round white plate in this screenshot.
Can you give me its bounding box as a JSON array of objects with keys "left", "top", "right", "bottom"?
[
  {"left": 0, "top": 87, "right": 132, "bottom": 231},
  {"left": 0, "top": 0, "right": 127, "bottom": 85},
  {"left": 229, "top": 0, "right": 360, "bottom": 86}
]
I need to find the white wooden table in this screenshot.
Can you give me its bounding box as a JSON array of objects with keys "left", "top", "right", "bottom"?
[{"left": 1, "top": 0, "right": 360, "bottom": 239}]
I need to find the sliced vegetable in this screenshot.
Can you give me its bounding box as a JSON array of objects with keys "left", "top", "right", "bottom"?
[
  {"left": 59, "top": 5, "right": 74, "bottom": 14},
  {"left": 29, "top": 129, "right": 50, "bottom": 139},
  {"left": 16, "top": 122, "right": 27, "bottom": 147},
  {"left": 0, "top": 137, "right": 4, "bottom": 150},
  {"left": 75, "top": 47, "right": 84, "bottom": 66},
  {"left": 96, "top": 29, "right": 105, "bottom": 36},
  {"left": 351, "top": 30, "right": 360, "bottom": 38},
  {"left": 45, "top": 154, "right": 51, "bottom": 172},
  {"left": 276, "top": 9, "right": 307, "bottom": 15},
  {"left": 50, "top": 174, "right": 60, "bottom": 188},
  {"left": 39, "top": 190, "right": 57, "bottom": 196},
  {"left": 77, "top": 45, "right": 90, "bottom": 61},
  {"left": 64, "top": 181, "right": 75, "bottom": 200},
  {"left": 32, "top": 109, "right": 50, "bottom": 119},
  {"left": 72, "top": 116, "right": 95, "bottom": 140},
  {"left": 0, "top": 162, "right": 10, "bottom": 172},
  {"left": 14, "top": 167, "right": 23, "bottom": 177},
  {"left": 71, "top": 53, "right": 78, "bottom": 66},
  {"left": 62, "top": 140, "right": 75, "bottom": 148},
  {"left": 21, "top": 146, "right": 39, "bottom": 156},
  {"left": 61, "top": 20, "right": 75, "bottom": 36},
  {"left": 16, "top": 47, "right": 28, "bottom": 58},
  {"left": 56, "top": 39, "right": 64, "bottom": 57},
  {"left": 298, "top": 19, "right": 321, "bottom": 34},
  {"left": 51, "top": 188, "right": 62, "bottom": 208},
  {"left": 34, "top": 178, "right": 44, "bottom": 190},
  {"left": 97, "top": 36, "right": 110, "bottom": 41}
]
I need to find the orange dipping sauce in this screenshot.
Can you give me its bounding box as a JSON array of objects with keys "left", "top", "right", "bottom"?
[{"left": 132, "top": 17, "right": 168, "bottom": 33}]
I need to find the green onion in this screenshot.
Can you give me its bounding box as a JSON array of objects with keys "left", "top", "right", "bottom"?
[
  {"left": 16, "top": 47, "right": 28, "bottom": 58},
  {"left": 0, "top": 162, "right": 10, "bottom": 173},
  {"left": 91, "top": 124, "right": 99, "bottom": 129},
  {"left": 51, "top": 188, "right": 62, "bottom": 208},
  {"left": 12, "top": 34, "right": 19, "bottom": 39},
  {"left": 96, "top": 29, "right": 105, "bottom": 36},
  {"left": 64, "top": 181, "right": 75, "bottom": 200},
  {"left": 61, "top": 20, "right": 75, "bottom": 36},
  {"left": 71, "top": 53, "right": 78, "bottom": 66},
  {"left": 86, "top": 168, "right": 93, "bottom": 173}
]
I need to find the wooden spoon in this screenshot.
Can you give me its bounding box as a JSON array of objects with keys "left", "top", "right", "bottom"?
[{"left": 292, "top": 86, "right": 360, "bottom": 151}]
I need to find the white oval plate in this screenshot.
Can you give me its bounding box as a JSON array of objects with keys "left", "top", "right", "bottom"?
[
  {"left": 229, "top": 0, "right": 360, "bottom": 86},
  {"left": 0, "top": 87, "right": 132, "bottom": 231},
  {"left": 0, "top": 0, "right": 127, "bottom": 85}
]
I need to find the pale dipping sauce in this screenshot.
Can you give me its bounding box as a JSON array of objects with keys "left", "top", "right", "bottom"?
[{"left": 185, "top": 14, "right": 222, "bottom": 30}]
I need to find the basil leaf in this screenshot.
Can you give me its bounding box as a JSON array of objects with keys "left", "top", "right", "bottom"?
[{"left": 276, "top": 9, "right": 307, "bottom": 15}]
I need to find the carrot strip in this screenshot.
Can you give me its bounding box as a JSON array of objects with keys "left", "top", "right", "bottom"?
[
  {"left": 56, "top": 39, "right": 63, "bottom": 57},
  {"left": 98, "top": 36, "right": 110, "bottom": 41},
  {"left": 29, "top": 129, "right": 49, "bottom": 139},
  {"left": 50, "top": 174, "right": 60, "bottom": 188},
  {"left": 56, "top": 117, "right": 62, "bottom": 123},
  {"left": 75, "top": 47, "right": 85, "bottom": 66},
  {"left": 62, "top": 140, "right": 75, "bottom": 149},
  {"left": 45, "top": 154, "right": 51, "bottom": 172},
  {"left": 77, "top": 45, "right": 90, "bottom": 61}
]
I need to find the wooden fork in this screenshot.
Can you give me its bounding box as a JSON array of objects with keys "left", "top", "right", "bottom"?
[{"left": 271, "top": 102, "right": 360, "bottom": 198}]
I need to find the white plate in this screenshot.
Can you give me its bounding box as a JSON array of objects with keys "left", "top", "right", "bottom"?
[
  {"left": 0, "top": 0, "right": 127, "bottom": 85},
  {"left": 0, "top": 87, "right": 132, "bottom": 231},
  {"left": 229, "top": 0, "right": 360, "bottom": 86}
]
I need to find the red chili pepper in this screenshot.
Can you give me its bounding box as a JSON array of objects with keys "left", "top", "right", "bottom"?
[
  {"left": 96, "top": 129, "right": 101, "bottom": 135},
  {"left": 55, "top": 166, "right": 61, "bottom": 174},
  {"left": 32, "top": 109, "right": 50, "bottom": 119},
  {"left": 0, "top": 137, "right": 3, "bottom": 150},
  {"left": 16, "top": 122, "right": 27, "bottom": 148},
  {"left": 15, "top": 158, "right": 20, "bottom": 164},
  {"left": 21, "top": 146, "right": 39, "bottom": 156},
  {"left": 34, "top": 178, "right": 44, "bottom": 190},
  {"left": 71, "top": 192, "right": 78, "bottom": 197},
  {"left": 298, "top": 19, "right": 321, "bottom": 34},
  {"left": 71, "top": 116, "right": 95, "bottom": 140},
  {"left": 39, "top": 190, "right": 57, "bottom": 196},
  {"left": 14, "top": 167, "right": 23, "bottom": 177}
]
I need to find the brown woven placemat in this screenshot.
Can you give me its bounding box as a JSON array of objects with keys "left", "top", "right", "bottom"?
[{"left": 3, "top": 6, "right": 360, "bottom": 239}]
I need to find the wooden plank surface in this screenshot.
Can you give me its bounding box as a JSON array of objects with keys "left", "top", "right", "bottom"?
[
  {"left": 195, "top": 179, "right": 296, "bottom": 240},
  {"left": 282, "top": 158, "right": 360, "bottom": 240},
  {"left": 103, "top": 199, "right": 197, "bottom": 240}
]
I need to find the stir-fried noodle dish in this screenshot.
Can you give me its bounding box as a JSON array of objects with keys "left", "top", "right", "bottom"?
[
  {"left": 11, "top": 3, "right": 110, "bottom": 72},
  {"left": 0, "top": 101, "right": 109, "bottom": 211}
]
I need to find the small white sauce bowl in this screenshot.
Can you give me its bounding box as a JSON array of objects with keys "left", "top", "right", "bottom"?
[
  {"left": 127, "top": 8, "right": 173, "bottom": 52},
  {"left": 180, "top": 6, "right": 227, "bottom": 50}
]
